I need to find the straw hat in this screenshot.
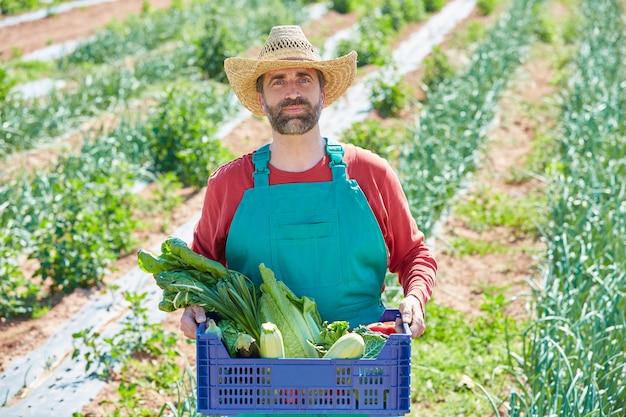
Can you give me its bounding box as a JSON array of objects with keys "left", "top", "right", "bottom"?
[{"left": 224, "top": 25, "right": 357, "bottom": 116}]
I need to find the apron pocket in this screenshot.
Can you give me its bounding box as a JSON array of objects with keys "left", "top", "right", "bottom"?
[{"left": 270, "top": 209, "right": 343, "bottom": 291}]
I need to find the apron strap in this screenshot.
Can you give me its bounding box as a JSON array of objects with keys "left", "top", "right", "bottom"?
[
  {"left": 252, "top": 144, "right": 271, "bottom": 187},
  {"left": 325, "top": 138, "right": 347, "bottom": 181},
  {"left": 252, "top": 139, "right": 347, "bottom": 187}
]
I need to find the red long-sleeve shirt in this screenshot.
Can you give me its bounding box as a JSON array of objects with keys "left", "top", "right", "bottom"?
[{"left": 191, "top": 143, "right": 437, "bottom": 310}]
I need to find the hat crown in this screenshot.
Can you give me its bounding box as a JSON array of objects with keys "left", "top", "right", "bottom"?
[{"left": 258, "top": 25, "right": 321, "bottom": 62}]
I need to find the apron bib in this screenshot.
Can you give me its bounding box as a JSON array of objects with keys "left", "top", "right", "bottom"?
[{"left": 225, "top": 140, "right": 388, "bottom": 327}]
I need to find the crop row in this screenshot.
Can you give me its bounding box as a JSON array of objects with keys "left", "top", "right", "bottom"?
[
  {"left": 508, "top": 0, "right": 626, "bottom": 414},
  {"left": 398, "top": 0, "right": 544, "bottom": 236}
]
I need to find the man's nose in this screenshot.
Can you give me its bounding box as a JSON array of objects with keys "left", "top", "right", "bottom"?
[{"left": 284, "top": 82, "right": 302, "bottom": 99}]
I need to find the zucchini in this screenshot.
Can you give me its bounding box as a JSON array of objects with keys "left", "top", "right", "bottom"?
[
  {"left": 323, "top": 332, "right": 365, "bottom": 359},
  {"left": 260, "top": 322, "right": 285, "bottom": 358}
]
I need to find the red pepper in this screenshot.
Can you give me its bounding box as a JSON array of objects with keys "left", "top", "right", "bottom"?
[{"left": 366, "top": 321, "right": 397, "bottom": 336}]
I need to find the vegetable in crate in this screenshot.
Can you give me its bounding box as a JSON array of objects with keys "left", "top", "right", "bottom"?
[
  {"left": 137, "top": 237, "right": 261, "bottom": 341},
  {"left": 235, "top": 333, "right": 260, "bottom": 358},
  {"left": 258, "top": 264, "right": 322, "bottom": 358},
  {"left": 259, "top": 322, "right": 285, "bottom": 358},
  {"left": 366, "top": 320, "right": 401, "bottom": 335},
  {"left": 139, "top": 238, "right": 390, "bottom": 359},
  {"left": 323, "top": 332, "right": 365, "bottom": 359}
]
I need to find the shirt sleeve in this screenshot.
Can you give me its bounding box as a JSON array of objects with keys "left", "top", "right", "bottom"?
[
  {"left": 191, "top": 155, "right": 254, "bottom": 265},
  {"left": 346, "top": 146, "right": 437, "bottom": 311}
]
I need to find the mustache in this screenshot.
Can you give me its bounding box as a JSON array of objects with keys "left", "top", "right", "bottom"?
[{"left": 279, "top": 97, "right": 311, "bottom": 109}]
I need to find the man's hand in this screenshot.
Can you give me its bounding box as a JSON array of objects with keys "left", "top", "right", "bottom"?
[
  {"left": 399, "top": 296, "right": 425, "bottom": 338},
  {"left": 180, "top": 305, "right": 206, "bottom": 339}
]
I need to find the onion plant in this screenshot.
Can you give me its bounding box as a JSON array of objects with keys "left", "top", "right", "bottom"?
[
  {"left": 507, "top": 0, "right": 626, "bottom": 415},
  {"left": 397, "top": 0, "right": 544, "bottom": 237}
]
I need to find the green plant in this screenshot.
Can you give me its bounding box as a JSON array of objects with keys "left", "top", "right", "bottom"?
[
  {"left": 72, "top": 291, "right": 179, "bottom": 379},
  {"left": 195, "top": 16, "right": 243, "bottom": 82},
  {"left": 531, "top": 2, "right": 556, "bottom": 43},
  {"left": 29, "top": 150, "right": 137, "bottom": 294},
  {"left": 381, "top": 0, "right": 426, "bottom": 30},
  {"left": 448, "top": 235, "right": 511, "bottom": 257},
  {"left": 421, "top": 45, "right": 455, "bottom": 93},
  {"left": 368, "top": 65, "right": 409, "bottom": 117},
  {"left": 454, "top": 186, "right": 546, "bottom": 235},
  {"left": 477, "top": 0, "right": 498, "bottom": 15},
  {"left": 423, "top": 0, "right": 445, "bottom": 12},
  {"left": 398, "top": 0, "right": 546, "bottom": 237},
  {"left": 329, "top": 0, "right": 354, "bottom": 13},
  {"left": 0, "top": 0, "right": 39, "bottom": 15},
  {"left": 0, "top": 64, "right": 14, "bottom": 104},
  {"left": 336, "top": 14, "right": 395, "bottom": 67},
  {"left": 506, "top": 1, "right": 626, "bottom": 414},
  {"left": 412, "top": 297, "right": 524, "bottom": 416},
  {"left": 145, "top": 83, "right": 236, "bottom": 187},
  {"left": 0, "top": 242, "right": 40, "bottom": 318},
  {"left": 340, "top": 119, "right": 404, "bottom": 160},
  {"left": 157, "top": 365, "right": 201, "bottom": 417}
]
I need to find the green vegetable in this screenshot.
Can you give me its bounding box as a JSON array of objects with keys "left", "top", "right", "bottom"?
[
  {"left": 323, "top": 333, "right": 365, "bottom": 359},
  {"left": 318, "top": 320, "right": 350, "bottom": 347},
  {"left": 138, "top": 237, "right": 229, "bottom": 278},
  {"left": 137, "top": 237, "right": 261, "bottom": 341},
  {"left": 259, "top": 322, "right": 285, "bottom": 358},
  {"left": 309, "top": 320, "right": 350, "bottom": 356},
  {"left": 258, "top": 264, "right": 322, "bottom": 358},
  {"left": 353, "top": 326, "right": 389, "bottom": 359},
  {"left": 218, "top": 319, "right": 246, "bottom": 357}
]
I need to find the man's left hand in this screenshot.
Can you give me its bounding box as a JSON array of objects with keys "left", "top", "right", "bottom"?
[{"left": 398, "top": 296, "right": 425, "bottom": 338}]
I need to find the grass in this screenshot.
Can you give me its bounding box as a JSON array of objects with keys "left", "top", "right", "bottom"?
[
  {"left": 411, "top": 290, "right": 525, "bottom": 417},
  {"left": 453, "top": 186, "right": 546, "bottom": 236}
]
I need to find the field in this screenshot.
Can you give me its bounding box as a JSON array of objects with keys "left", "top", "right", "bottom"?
[{"left": 0, "top": 0, "right": 624, "bottom": 416}]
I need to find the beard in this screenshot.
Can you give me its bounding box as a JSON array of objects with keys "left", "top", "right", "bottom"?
[{"left": 264, "top": 96, "right": 323, "bottom": 135}]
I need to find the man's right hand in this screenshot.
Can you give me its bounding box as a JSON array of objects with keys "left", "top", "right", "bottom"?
[{"left": 180, "top": 305, "right": 206, "bottom": 339}]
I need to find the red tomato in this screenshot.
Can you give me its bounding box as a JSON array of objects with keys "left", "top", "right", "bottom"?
[{"left": 366, "top": 321, "right": 397, "bottom": 335}]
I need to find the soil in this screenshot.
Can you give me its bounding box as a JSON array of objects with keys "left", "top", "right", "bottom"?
[
  {"left": 0, "top": 0, "right": 178, "bottom": 60},
  {"left": 0, "top": 1, "right": 555, "bottom": 415}
]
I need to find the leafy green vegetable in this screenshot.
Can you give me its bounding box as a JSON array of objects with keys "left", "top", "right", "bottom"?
[
  {"left": 137, "top": 237, "right": 261, "bottom": 340},
  {"left": 353, "top": 326, "right": 389, "bottom": 359},
  {"left": 218, "top": 319, "right": 247, "bottom": 358},
  {"left": 310, "top": 320, "right": 350, "bottom": 356},
  {"left": 258, "top": 264, "right": 322, "bottom": 358}
]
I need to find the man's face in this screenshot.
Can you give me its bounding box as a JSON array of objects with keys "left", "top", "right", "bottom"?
[{"left": 259, "top": 68, "right": 325, "bottom": 135}]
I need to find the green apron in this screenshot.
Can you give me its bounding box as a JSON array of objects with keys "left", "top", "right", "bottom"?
[
  {"left": 224, "top": 140, "right": 391, "bottom": 417},
  {"left": 225, "top": 139, "right": 387, "bottom": 326}
]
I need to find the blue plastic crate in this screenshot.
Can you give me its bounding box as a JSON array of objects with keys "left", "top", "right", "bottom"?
[{"left": 196, "top": 309, "right": 411, "bottom": 415}]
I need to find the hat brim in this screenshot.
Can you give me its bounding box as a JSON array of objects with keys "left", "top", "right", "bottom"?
[{"left": 224, "top": 51, "right": 357, "bottom": 117}]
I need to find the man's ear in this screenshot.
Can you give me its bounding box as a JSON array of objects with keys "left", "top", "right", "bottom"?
[{"left": 258, "top": 93, "right": 266, "bottom": 113}]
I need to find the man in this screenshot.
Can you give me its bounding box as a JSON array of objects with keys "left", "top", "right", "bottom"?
[{"left": 180, "top": 25, "right": 436, "bottom": 339}]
